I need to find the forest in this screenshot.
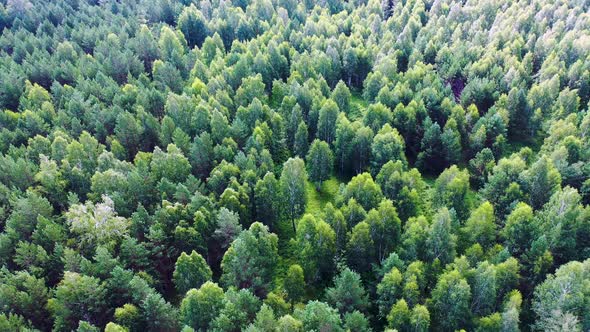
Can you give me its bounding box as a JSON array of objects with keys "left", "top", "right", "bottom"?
[{"left": 0, "top": 0, "right": 589, "bottom": 331}]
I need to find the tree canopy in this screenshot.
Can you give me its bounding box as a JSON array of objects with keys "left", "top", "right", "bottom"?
[{"left": 0, "top": 0, "right": 589, "bottom": 330}]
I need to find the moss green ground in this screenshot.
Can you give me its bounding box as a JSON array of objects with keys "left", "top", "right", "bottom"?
[{"left": 304, "top": 177, "right": 341, "bottom": 217}]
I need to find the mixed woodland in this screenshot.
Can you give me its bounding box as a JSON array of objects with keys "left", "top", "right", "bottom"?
[{"left": 0, "top": 0, "right": 590, "bottom": 331}]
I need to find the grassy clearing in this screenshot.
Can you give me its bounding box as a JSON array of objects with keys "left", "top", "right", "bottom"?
[
  {"left": 349, "top": 92, "right": 368, "bottom": 121},
  {"left": 305, "top": 176, "right": 342, "bottom": 217}
]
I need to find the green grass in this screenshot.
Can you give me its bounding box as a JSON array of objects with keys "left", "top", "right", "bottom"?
[
  {"left": 304, "top": 176, "right": 342, "bottom": 217},
  {"left": 349, "top": 92, "right": 368, "bottom": 121}
]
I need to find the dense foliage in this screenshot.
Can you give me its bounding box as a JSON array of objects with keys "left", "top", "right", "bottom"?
[{"left": 1, "top": 0, "right": 590, "bottom": 331}]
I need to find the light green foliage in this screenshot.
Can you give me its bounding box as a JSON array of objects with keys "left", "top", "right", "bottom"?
[
  {"left": 48, "top": 272, "right": 106, "bottom": 331},
  {"left": 294, "top": 214, "right": 336, "bottom": 282},
  {"left": 207, "top": 160, "right": 240, "bottom": 196},
  {"left": 0, "top": 0, "right": 587, "bottom": 331},
  {"left": 236, "top": 74, "right": 267, "bottom": 108},
  {"left": 347, "top": 221, "right": 374, "bottom": 273},
  {"left": 0, "top": 313, "right": 35, "bottom": 331},
  {"left": 66, "top": 195, "right": 129, "bottom": 251},
  {"left": 294, "top": 301, "right": 343, "bottom": 332},
  {"left": 294, "top": 121, "right": 309, "bottom": 157},
  {"left": 441, "top": 118, "right": 462, "bottom": 160},
  {"left": 214, "top": 207, "right": 243, "bottom": 250},
  {"left": 400, "top": 215, "right": 430, "bottom": 262},
  {"left": 410, "top": 305, "right": 430, "bottom": 332},
  {"left": 150, "top": 144, "right": 191, "bottom": 183},
  {"left": 246, "top": 304, "right": 277, "bottom": 332},
  {"left": 173, "top": 250, "right": 212, "bottom": 295},
  {"left": 495, "top": 258, "right": 520, "bottom": 303},
  {"left": 4, "top": 190, "right": 53, "bottom": 242},
  {"left": 77, "top": 321, "right": 100, "bottom": 332},
  {"left": 180, "top": 282, "right": 225, "bottom": 331},
  {"left": 221, "top": 222, "right": 278, "bottom": 295},
  {"left": 364, "top": 103, "right": 392, "bottom": 133},
  {"left": 417, "top": 117, "right": 445, "bottom": 173},
  {"left": 377, "top": 267, "right": 404, "bottom": 318},
  {"left": 365, "top": 199, "right": 402, "bottom": 262},
  {"left": 532, "top": 259, "right": 590, "bottom": 331},
  {"left": 127, "top": 275, "right": 179, "bottom": 331},
  {"left": 431, "top": 270, "right": 472, "bottom": 331},
  {"left": 263, "top": 292, "right": 290, "bottom": 318},
  {"left": 469, "top": 148, "right": 495, "bottom": 188},
  {"left": 481, "top": 155, "right": 528, "bottom": 218},
  {"left": 280, "top": 158, "right": 307, "bottom": 231},
  {"left": 344, "top": 311, "right": 371, "bottom": 332},
  {"left": 211, "top": 288, "right": 261, "bottom": 332},
  {"left": 520, "top": 155, "right": 561, "bottom": 210},
  {"left": 114, "top": 112, "right": 141, "bottom": 159},
  {"left": 318, "top": 99, "right": 339, "bottom": 144},
  {"left": 114, "top": 304, "right": 140, "bottom": 331},
  {"left": 341, "top": 172, "right": 383, "bottom": 211},
  {"left": 254, "top": 172, "right": 280, "bottom": 230},
  {"left": 433, "top": 165, "right": 471, "bottom": 220},
  {"left": 537, "top": 187, "right": 587, "bottom": 264},
  {"left": 352, "top": 126, "right": 374, "bottom": 173},
  {"left": 371, "top": 124, "right": 407, "bottom": 173},
  {"left": 306, "top": 140, "right": 334, "bottom": 189},
  {"left": 502, "top": 203, "right": 537, "bottom": 258},
  {"left": 277, "top": 315, "right": 303, "bottom": 332},
  {"left": 500, "top": 290, "right": 522, "bottom": 332},
  {"left": 284, "top": 264, "right": 305, "bottom": 304},
  {"left": 471, "top": 262, "right": 497, "bottom": 316},
  {"left": 387, "top": 299, "right": 410, "bottom": 331},
  {"left": 324, "top": 203, "right": 347, "bottom": 253},
  {"left": 35, "top": 155, "right": 67, "bottom": 208},
  {"left": 334, "top": 115, "right": 355, "bottom": 174},
  {"left": 476, "top": 313, "right": 502, "bottom": 332},
  {"left": 104, "top": 322, "right": 127, "bottom": 332},
  {"left": 331, "top": 81, "right": 351, "bottom": 115},
  {"left": 427, "top": 208, "right": 457, "bottom": 265},
  {"left": 376, "top": 161, "right": 426, "bottom": 221},
  {"left": 0, "top": 270, "right": 50, "bottom": 327},
  {"left": 158, "top": 26, "right": 185, "bottom": 63},
  {"left": 461, "top": 201, "right": 496, "bottom": 250},
  {"left": 305, "top": 177, "right": 341, "bottom": 218}
]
